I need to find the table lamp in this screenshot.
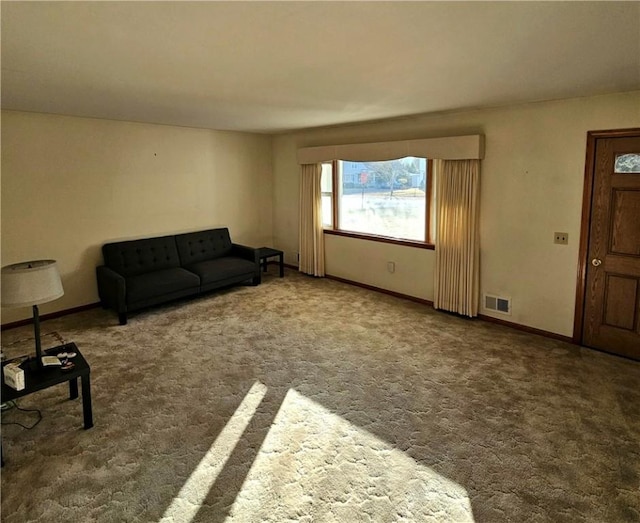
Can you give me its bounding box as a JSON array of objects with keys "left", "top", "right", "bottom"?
[{"left": 1, "top": 260, "right": 64, "bottom": 369}]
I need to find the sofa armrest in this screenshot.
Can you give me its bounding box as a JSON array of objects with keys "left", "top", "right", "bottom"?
[
  {"left": 96, "top": 265, "right": 127, "bottom": 313},
  {"left": 231, "top": 243, "right": 259, "bottom": 265}
]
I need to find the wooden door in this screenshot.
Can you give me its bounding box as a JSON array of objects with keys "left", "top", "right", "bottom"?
[{"left": 582, "top": 132, "right": 640, "bottom": 359}]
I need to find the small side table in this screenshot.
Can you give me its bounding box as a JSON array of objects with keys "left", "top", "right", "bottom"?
[
  {"left": 257, "top": 247, "right": 284, "bottom": 277},
  {"left": 1, "top": 342, "right": 93, "bottom": 465}
]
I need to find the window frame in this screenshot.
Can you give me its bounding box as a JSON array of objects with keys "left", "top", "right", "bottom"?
[{"left": 322, "top": 159, "right": 435, "bottom": 250}]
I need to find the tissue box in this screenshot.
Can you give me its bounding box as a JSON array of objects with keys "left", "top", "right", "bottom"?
[{"left": 3, "top": 363, "right": 25, "bottom": 391}]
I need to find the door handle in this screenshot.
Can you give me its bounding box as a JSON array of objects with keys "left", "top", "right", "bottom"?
[{"left": 591, "top": 258, "right": 602, "bottom": 267}]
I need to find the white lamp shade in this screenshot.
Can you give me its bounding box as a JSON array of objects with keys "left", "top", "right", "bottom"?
[{"left": 1, "top": 260, "right": 64, "bottom": 308}]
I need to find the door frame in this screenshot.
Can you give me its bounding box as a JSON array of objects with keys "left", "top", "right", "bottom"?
[{"left": 573, "top": 127, "right": 640, "bottom": 344}]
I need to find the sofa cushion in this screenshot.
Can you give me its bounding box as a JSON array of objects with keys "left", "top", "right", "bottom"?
[
  {"left": 126, "top": 268, "right": 200, "bottom": 304},
  {"left": 186, "top": 257, "right": 256, "bottom": 285},
  {"left": 103, "top": 236, "right": 181, "bottom": 278},
  {"left": 175, "top": 228, "right": 233, "bottom": 266}
]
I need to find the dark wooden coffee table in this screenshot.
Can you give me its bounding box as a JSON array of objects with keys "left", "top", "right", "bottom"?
[
  {"left": 2, "top": 342, "right": 93, "bottom": 429},
  {"left": 1, "top": 342, "right": 93, "bottom": 465}
]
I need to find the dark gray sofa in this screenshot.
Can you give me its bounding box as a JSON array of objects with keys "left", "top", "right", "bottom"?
[{"left": 96, "top": 228, "right": 260, "bottom": 324}]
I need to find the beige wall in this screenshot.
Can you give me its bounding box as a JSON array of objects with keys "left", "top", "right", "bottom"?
[
  {"left": 1, "top": 111, "right": 273, "bottom": 323},
  {"left": 272, "top": 91, "right": 640, "bottom": 337},
  {"left": 3, "top": 92, "right": 639, "bottom": 334}
]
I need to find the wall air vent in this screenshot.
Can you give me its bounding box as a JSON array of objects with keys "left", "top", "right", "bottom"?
[{"left": 484, "top": 294, "right": 511, "bottom": 315}]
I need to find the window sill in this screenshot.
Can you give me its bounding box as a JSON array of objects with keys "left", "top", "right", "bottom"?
[{"left": 323, "top": 229, "right": 435, "bottom": 250}]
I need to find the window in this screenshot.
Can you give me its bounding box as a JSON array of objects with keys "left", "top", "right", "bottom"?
[
  {"left": 321, "top": 157, "right": 434, "bottom": 247},
  {"left": 615, "top": 153, "right": 640, "bottom": 173},
  {"left": 320, "top": 162, "right": 333, "bottom": 227}
]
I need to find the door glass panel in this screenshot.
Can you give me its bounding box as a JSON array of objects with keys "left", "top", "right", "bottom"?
[{"left": 614, "top": 153, "right": 640, "bottom": 173}]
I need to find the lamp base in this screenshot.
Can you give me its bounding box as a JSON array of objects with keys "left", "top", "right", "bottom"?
[
  {"left": 22, "top": 356, "right": 42, "bottom": 373},
  {"left": 32, "top": 304, "right": 44, "bottom": 371}
]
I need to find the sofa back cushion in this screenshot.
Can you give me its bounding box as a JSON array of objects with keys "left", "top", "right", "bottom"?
[
  {"left": 175, "top": 228, "right": 233, "bottom": 266},
  {"left": 103, "top": 235, "right": 181, "bottom": 277}
]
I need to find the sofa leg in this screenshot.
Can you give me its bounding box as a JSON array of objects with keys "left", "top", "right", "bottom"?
[
  {"left": 118, "top": 313, "right": 128, "bottom": 325},
  {"left": 252, "top": 276, "right": 261, "bottom": 286}
]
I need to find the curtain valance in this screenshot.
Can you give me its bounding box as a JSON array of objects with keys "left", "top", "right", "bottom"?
[{"left": 297, "top": 134, "right": 484, "bottom": 164}]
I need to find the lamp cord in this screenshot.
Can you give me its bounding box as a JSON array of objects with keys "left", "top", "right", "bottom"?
[{"left": 1, "top": 401, "right": 43, "bottom": 430}]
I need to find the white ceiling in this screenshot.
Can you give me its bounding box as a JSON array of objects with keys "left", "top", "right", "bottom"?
[{"left": 2, "top": 2, "right": 639, "bottom": 134}]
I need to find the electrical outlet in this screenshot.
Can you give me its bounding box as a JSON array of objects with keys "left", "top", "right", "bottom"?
[
  {"left": 554, "top": 232, "right": 569, "bottom": 245},
  {"left": 387, "top": 261, "right": 395, "bottom": 273}
]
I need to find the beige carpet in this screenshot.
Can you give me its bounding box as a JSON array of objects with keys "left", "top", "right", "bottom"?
[{"left": 1, "top": 269, "right": 638, "bottom": 522}]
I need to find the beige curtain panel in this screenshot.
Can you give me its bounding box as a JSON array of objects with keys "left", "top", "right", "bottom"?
[
  {"left": 434, "top": 159, "right": 480, "bottom": 317},
  {"left": 298, "top": 163, "right": 325, "bottom": 277}
]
